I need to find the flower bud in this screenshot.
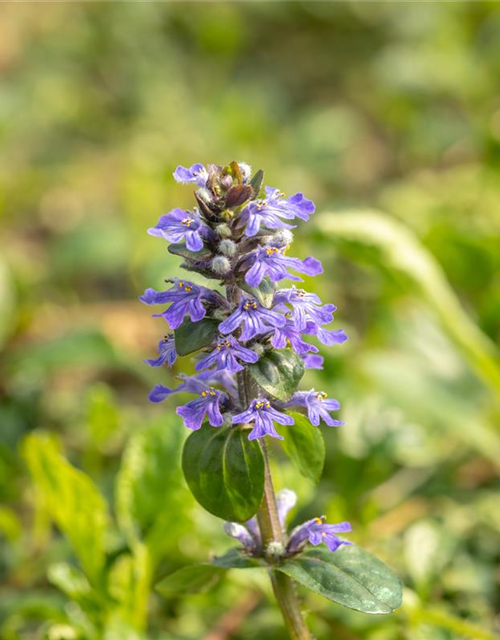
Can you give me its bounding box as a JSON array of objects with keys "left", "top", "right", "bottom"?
[
  {"left": 216, "top": 223, "right": 232, "bottom": 238},
  {"left": 271, "top": 229, "right": 294, "bottom": 248},
  {"left": 219, "top": 239, "right": 237, "bottom": 257},
  {"left": 266, "top": 540, "right": 285, "bottom": 558},
  {"left": 211, "top": 256, "right": 231, "bottom": 275},
  {"left": 196, "top": 187, "right": 213, "bottom": 204},
  {"left": 238, "top": 162, "right": 252, "bottom": 182},
  {"left": 251, "top": 343, "right": 265, "bottom": 357}
]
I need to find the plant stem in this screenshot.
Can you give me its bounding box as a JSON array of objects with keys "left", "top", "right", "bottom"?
[{"left": 256, "top": 440, "right": 313, "bottom": 640}]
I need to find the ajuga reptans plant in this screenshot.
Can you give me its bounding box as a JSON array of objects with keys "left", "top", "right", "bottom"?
[{"left": 142, "top": 162, "right": 402, "bottom": 639}]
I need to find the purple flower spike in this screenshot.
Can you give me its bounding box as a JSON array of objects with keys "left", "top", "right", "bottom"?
[
  {"left": 287, "top": 517, "right": 352, "bottom": 554},
  {"left": 173, "top": 163, "right": 208, "bottom": 188},
  {"left": 285, "top": 390, "right": 344, "bottom": 427},
  {"left": 275, "top": 287, "right": 336, "bottom": 331},
  {"left": 232, "top": 398, "right": 294, "bottom": 440},
  {"left": 140, "top": 280, "right": 209, "bottom": 329},
  {"left": 243, "top": 246, "right": 323, "bottom": 287},
  {"left": 148, "top": 208, "right": 208, "bottom": 252},
  {"left": 144, "top": 335, "right": 177, "bottom": 368},
  {"left": 219, "top": 298, "right": 285, "bottom": 342},
  {"left": 195, "top": 335, "right": 259, "bottom": 374},
  {"left": 302, "top": 354, "right": 324, "bottom": 370},
  {"left": 176, "top": 388, "right": 225, "bottom": 431},
  {"left": 270, "top": 321, "right": 318, "bottom": 355}
]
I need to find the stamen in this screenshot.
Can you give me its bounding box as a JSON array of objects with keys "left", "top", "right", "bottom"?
[
  {"left": 316, "top": 391, "right": 328, "bottom": 401},
  {"left": 181, "top": 217, "right": 193, "bottom": 227},
  {"left": 243, "top": 300, "right": 258, "bottom": 311}
]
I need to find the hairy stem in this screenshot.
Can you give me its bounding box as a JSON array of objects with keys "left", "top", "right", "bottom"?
[
  {"left": 238, "top": 373, "right": 313, "bottom": 640},
  {"left": 256, "top": 441, "right": 313, "bottom": 640}
]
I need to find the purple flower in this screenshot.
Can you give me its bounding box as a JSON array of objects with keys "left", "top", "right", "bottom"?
[
  {"left": 223, "top": 488, "right": 296, "bottom": 555},
  {"left": 288, "top": 517, "right": 352, "bottom": 554},
  {"left": 276, "top": 488, "right": 297, "bottom": 527},
  {"left": 177, "top": 387, "right": 225, "bottom": 430},
  {"left": 148, "top": 208, "right": 208, "bottom": 252},
  {"left": 140, "top": 280, "right": 211, "bottom": 329},
  {"left": 302, "top": 354, "right": 324, "bottom": 370},
  {"left": 195, "top": 335, "right": 259, "bottom": 374},
  {"left": 275, "top": 287, "right": 336, "bottom": 331},
  {"left": 149, "top": 370, "right": 236, "bottom": 403},
  {"left": 270, "top": 321, "right": 318, "bottom": 355},
  {"left": 144, "top": 335, "right": 177, "bottom": 368},
  {"left": 232, "top": 398, "right": 294, "bottom": 440},
  {"left": 240, "top": 187, "right": 315, "bottom": 237},
  {"left": 173, "top": 163, "right": 208, "bottom": 188},
  {"left": 219, "top": 298, "right": 285, "bottom": 342},
  {"left": 285, "top": 390, "right": 344, "bottom": 427},
  {"left": 304, "top": 322, "right": 348, "bottom": 346},
  {"left": 223, "top": 522, "right": 259, "bottom": 553},
  {"left": 242, "top": 246, "right": 323, "bottom": 287}
]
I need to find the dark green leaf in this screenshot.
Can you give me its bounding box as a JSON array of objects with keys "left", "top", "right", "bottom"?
[
  {"left": 248, "top": 349, "right": 305, "bottom": 402},
  {"left": 212, "top": 548, "right": 266, "bottom": 569},
  {"left": 174, "top": 318, "right": 219, "bottom": 356},
  {"left": 239, "top": 277, "right": 275, "bottom": 309},
  {"left": 182, "top": 426, "right": 264, "bottom": 522},
  {"left": 168, "top": 242, "right": 212, "bottom": 261},
  {"left": 281, "top": 412, "right": 325, "bottom": 484},
  {"left": 156, "top": 564, "right": 224, "bottom": 597},
  {"left": 250, "top": 169, "right": 264, "bottom": 197},
  {"left": 277, "top": 546, "right": 402, "bottom": 615}
]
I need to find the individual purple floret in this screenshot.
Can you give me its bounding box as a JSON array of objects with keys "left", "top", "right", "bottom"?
[
  {"left": 285, "top": 390, "right": 344, "bottom": 427},
  {"left": 144, "top": 335, "right": 177, "bottom": 368},
  {"left": 270, "top": 320, "right": 319, "bottom": 355},
  {"left": 177, "top": 387, "right": 225, "bottom": 430},
  {"left": 140, "top": 280, "right": 211, "bottom": 329},
  {"left": 240, "top": 187, "right": 315, "bottom": 237},
  {"left": 276, "top": 488, "right": 297, "bottom": 527},
  {"left": 232, "top": 398, "right": 294, "bottom": 440},
  {"left": 195, "top": 335, "right": 259, "bottom": 374},
  {"left": 149, "top": 370, "right": 236, "bottom": 403},
  {"left": 287, "top": 516, "right": 352, "bottom": 554},
  {"left": 274, "top": 287, "right": 336, "bottom": 331},
  {"left": 223, "top": 522, "right": 259, "bottom": 552},
  {"left": 242, "top": 246, "right": 322, "bottom": 287},
  {"left": 219, "top": 298, "right": 285, "bottom": 342},
  {"left": 302, "top": 354, "right": 324, "bottom": 370},
  {"left": 173, "top": 163, "right": 208, "bottom": 188},
  {"left": 148, "top": 208, "right": 208, "bottom": 252}
]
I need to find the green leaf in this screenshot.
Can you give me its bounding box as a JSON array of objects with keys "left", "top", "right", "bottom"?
[
  {"left": 281, "top": 413, "right": 325, "bottom": 484},
  {"left": 22, "top": 433, "right": 109, "bottom": 584},
  {"left": 248, "top": 349, "right": 305, "bottom": 402},
  {"left": 182, "top": 425, "right": 264, "bottom": 522},
  {"left": 212, "top": 547, "right": 266, "bottom": 569},
  {"left": 239, "top": 277, "right": 275, "bottom": 309},
  {"left": 277, "top": 546, "right": 402, "bottom": 615},
  {"left": 174, "top": 317, "right": 219, "bottom": 357},
  {"left": 168, "top": 242, "right": 212, "bottom": 261},
  {"left": 250, "top": 169, "right": 264, "bottom": 197},
  {"left": 156, "top": 564, "right": 225, "bottom": 597},
  {"left": 116, "top": 420, "right": 188, "bottom": 559}
]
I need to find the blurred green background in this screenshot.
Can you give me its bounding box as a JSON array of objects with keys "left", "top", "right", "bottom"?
[{"left": 1, "top": 3, "right": 500, "bottom": 640}]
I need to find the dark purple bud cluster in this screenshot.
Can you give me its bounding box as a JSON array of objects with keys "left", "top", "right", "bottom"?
[{"left": 141, "top": 161, "right": 347, "bottom": 440}]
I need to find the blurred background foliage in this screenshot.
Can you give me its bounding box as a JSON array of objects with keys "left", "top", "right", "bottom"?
[{"left": 0, "top": 2, "right": 500, "bottom": 640}]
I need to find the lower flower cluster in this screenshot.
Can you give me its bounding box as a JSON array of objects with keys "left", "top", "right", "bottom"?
[{"left": 224, "top": 489, "right": 352, "bottom": 557}]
